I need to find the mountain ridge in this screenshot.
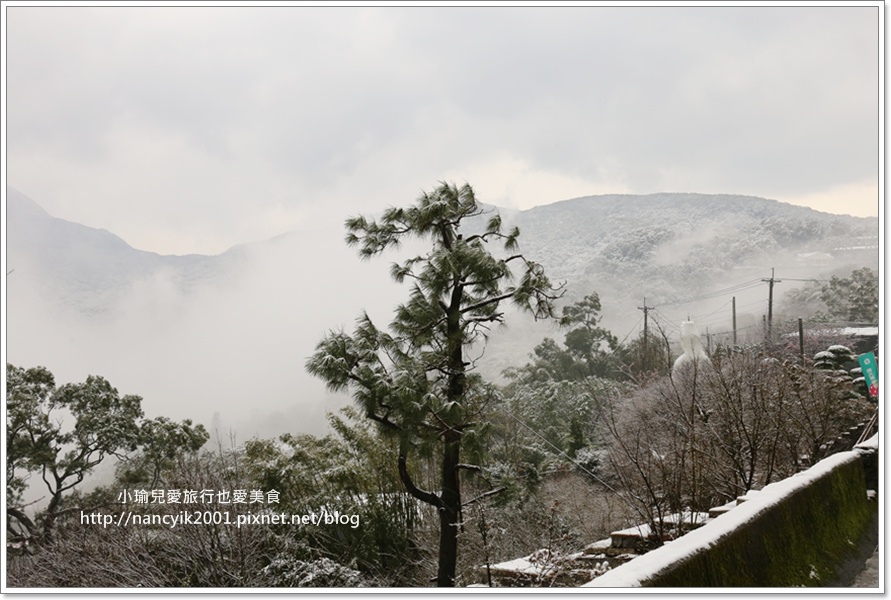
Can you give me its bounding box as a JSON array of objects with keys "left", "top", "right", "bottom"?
[
  {"left": 6, "top": 186, "right": 878, "bottom": 317},
  {"left": 8, "top": 187, "right": 877, "bottom": 261},
  {"left": 5, "top": 186, "right": 878, "bottom": 438}
]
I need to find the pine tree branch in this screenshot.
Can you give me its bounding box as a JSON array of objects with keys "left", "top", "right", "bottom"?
[
  {"left": 466, "top": 313, "right": 503, "bottom": 324},
  {"left": 366, "top": 411, "right": 401, "bottom": 432},
  {"left": 460, "top": 292, "right": 515, "bottom": 315},
  {"left": 398, "top": 454, "right": 442, "bottom": 508},
  {"left": 462, "top": 486, "right": 506, "bottom": 507}
]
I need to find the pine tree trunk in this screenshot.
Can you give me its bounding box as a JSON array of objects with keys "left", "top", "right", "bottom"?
[
  {"left": 436, "top": 432, "right": 461, "bottom": 587},
  {"left": 436, "top": 277, "right": 464, "bottom": 586}
]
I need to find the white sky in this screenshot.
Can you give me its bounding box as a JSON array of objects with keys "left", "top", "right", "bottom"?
[{"left": 2, "top": 1, "right": 883, "bottom": 256}]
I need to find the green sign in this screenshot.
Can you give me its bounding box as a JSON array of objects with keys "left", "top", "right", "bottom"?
[{"left": 858, "top": 352, "right": 879, "bottom": 398}]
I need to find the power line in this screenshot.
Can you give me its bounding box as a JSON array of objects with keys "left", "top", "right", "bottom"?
[
  {"left": 500, "top": 407, "right": 629, "bottom": 503},
  {"left": 615, "top": 316, "right": 645, "bottom": 347},
  {"left": 659, "top": 297, "right": 767, "bottom": 330},
  {"left": 653, "top": 303, "right": 737, "bottom": 333},
  {"left": 658, "top": 279, "right": 763, "bottom": 307},
  {"left": 650, "top": 309, "right": 681, "bottom": 332},
  {"left": 783, "top": 278, "right": 829, "bottom": 283},
  {"left": 679, "top": 299, "right": 735, "bottom": 325}
]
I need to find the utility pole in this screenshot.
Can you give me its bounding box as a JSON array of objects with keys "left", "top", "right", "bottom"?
[
  {"left": 761, "top": 268, "right": 782, "bottom": 342},
  {"left": 732, "top": 296, "right": 737, "bottom": 346},
  {"left": 638, "top": 298, "right": 651, "bottom": 371},
  {"left": 798, "top": 317, "right": 805, "bottom": 361}
]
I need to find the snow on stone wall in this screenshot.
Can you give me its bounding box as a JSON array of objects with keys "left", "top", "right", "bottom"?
[{"left": 584, "top": 435, "right": 879, "bottom": 588}]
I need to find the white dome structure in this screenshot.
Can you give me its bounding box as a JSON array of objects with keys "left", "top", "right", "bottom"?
[{"left": 672, "top": 321, "right": 711, "bottom": 376}]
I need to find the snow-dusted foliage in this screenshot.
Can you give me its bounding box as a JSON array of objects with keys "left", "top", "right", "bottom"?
[
  {"left": 603, "top": 348, "right": 873, "bottom": 543},
  {"left": 813, "top": 350, "right": 839, "bottom": 363},
  {"left": 812, "top": 344, "right": 863, "bottom": 400},
  {"left": 261, "top": 556, "right": 367, "bottom": 587}
]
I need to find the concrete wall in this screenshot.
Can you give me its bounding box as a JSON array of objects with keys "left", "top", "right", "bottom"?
[{"left": 585, "top": 436, "right": 879, "bottom": 588}]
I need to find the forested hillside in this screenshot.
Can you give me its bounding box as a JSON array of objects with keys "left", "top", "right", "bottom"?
[{"left": 506, "top": 192, "right": 876, "bottom": 305}]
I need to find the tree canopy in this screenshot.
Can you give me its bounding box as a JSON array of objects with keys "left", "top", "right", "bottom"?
[
  {"left": 820, "top": 267, "right": 879, "bottom": 324},
  {"left": 506, "top": 292, "right": 620, "bottom": 383},
  {"left": 781, "top": 267, "right": 879, "bottom": 324},
  {"left": 6, "top": 364, "right": 208, "bottom": 544},
  {"left": 306, "top": 182, "right": 563, "bottom": 586}
]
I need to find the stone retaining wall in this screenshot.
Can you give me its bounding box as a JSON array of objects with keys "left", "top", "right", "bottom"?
[{"left": 584, "top": 436, "right": 879, "bottom": 588}]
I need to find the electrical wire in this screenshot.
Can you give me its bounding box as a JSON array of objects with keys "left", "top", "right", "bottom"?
[
  {"left": 782, "top": 278, "right": 829, "bottom": 283},
  {"left": 650, "top": 310, "right": 681, "bottom": 333},
  {"left": 616, "top": 316, "right": 645, "bottom": 346},
  {"left": 500, "top": 407, "right": 628, "bottom": 501},
  {"left": 658, "top": 278, "right": 763, "bottom": 307}
]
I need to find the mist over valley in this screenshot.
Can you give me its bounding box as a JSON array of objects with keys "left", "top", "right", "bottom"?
[{"left": 5, "top": 187, "right": 878, "bottom": 442}]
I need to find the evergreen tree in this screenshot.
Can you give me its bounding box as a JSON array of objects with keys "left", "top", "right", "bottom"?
[
  {"left": 306, "top": 182, "right": 562, "bottom": 586},
  {"left": 819, "top": 267, "right": 879, "bottom": 323},
  {"left": 6, "top": 364, "right": 208, "bottom": 545},
  {"left": 506, "top": 292, "right": 619, "bottom": 383}
]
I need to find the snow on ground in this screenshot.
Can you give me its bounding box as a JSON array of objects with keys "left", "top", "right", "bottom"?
[{"left": 609, "top": 512, "right": 710, "bottom": 542}]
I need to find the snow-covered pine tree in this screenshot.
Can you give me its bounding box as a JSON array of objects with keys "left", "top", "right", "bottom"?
[{"left": 306, "top": 182, "right": 563, "bottom": 586}]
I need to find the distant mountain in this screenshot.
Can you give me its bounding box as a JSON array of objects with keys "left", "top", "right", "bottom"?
[
  {"left": 7, "top": 188, "right": 877, "bottom": 318},
  {"left": 6, "top": 187, "right": 252, "bottom": 317},
  {"left": 501, "top": 192, "right": 877, "bottom": 306},
  {"left": 4, "top": 187, "right": 878, "bottom": 439}
]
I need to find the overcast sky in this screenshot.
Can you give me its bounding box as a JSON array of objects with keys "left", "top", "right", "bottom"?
[{"left": 3, "top": 2, "right": 882, "bottom": 256}]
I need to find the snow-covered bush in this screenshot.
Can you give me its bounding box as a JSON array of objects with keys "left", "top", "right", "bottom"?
[
  {"left": 261, "top": 556, "right": 367, "bottom": 587},
  {"left": 601, "top": 348, "right": 874, "bottom": 547}
]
